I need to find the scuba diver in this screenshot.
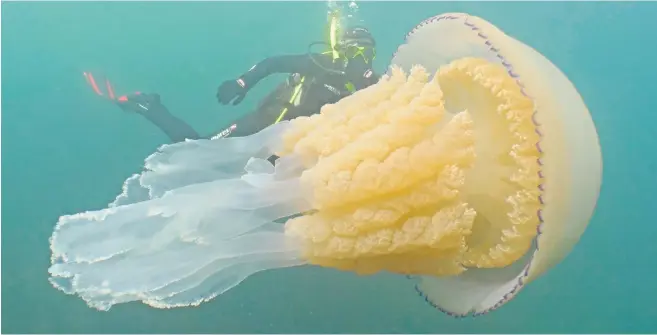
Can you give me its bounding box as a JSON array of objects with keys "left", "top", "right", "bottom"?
[
  {"left": 84, "top": 20, "right": 379, "bottom": 142},
  {"left": 216, "top": 25, "right": 379, "bottom": 136}
]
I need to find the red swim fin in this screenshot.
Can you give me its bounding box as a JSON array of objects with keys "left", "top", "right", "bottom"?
[
  {"left": 105, "top": 78, "right": 116, "bottom": 100},
  {"left": 83, "top": 72, "right": 104, "bottom": 96}
]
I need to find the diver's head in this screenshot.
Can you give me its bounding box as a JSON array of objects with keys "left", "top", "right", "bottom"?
[{"left": 336, "top": 26, "right": 376, "bottom": 63}]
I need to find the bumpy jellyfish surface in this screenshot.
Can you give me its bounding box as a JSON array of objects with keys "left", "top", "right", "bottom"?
[{"left": 48, "top": 12, "right": 602, "bottom": 316}]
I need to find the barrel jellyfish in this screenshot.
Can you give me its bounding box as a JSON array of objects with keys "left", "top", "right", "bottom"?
[{"left": 49, "top": 13, "right": 602, "bottom": 317}]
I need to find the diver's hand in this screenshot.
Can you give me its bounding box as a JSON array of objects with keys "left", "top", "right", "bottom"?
[
  {"left": 116, "top": 92, "right": 163, "bottom": 114},
  {"left": 217, "top": 79, "right": 247, "bottom": 106}
]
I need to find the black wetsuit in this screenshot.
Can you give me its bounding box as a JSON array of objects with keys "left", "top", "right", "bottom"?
[
  {"left": 223, "top": 53, "right": 379, "bottom": 136},
  {"left": 119, "top": 93, "right": 201, "bottom": 142},
  {"left": 122, "top": 53, "right": 379, "bottom": 142}
]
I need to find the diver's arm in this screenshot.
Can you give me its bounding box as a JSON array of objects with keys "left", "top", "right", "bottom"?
[
  {"left": 346, "top": 59, "right": 380, "bottom": 90},
  {"left": 357, "top": 68, "right": 379, "bottom": 88},
  {"left": 239, "top": 54, "right": 314, "bottom": 89}
]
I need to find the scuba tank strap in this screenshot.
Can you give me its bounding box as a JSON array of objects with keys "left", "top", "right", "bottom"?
[{"left": 273, "top": 75, "right": 309, "bottom": 124}]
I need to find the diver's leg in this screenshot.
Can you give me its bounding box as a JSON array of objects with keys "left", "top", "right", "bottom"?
[
  {"left": 118, "top": 93, "right": 201, "bottom": 143},
  {"left": 224, "top": 109, "right": 275, "bottom": 138},
  {"left": 204, "top": 108, "right": 273, "bottom": 140},
  {"left": 218, "top": 103, "right": 286, "bottom": 164},
  {"left": 138, "top": 105, "right": 201, "bottom": 142}
]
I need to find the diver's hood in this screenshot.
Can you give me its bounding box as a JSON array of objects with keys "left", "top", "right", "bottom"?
[{"left": 340, "top": 26, "right": 376, "bottom": 48}]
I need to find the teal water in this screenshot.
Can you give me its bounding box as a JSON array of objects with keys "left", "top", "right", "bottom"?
[{"left": 2, "top": 1, "right": 656, "bottom": 334}]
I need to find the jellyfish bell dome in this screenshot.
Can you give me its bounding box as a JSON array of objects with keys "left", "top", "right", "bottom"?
[{"left": 386, "top": 13, "right": 603, "bottom": 315}]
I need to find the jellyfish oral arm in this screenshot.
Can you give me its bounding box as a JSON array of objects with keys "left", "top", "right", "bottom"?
[{"left": 48, "top": 124, "right": 314, "bottom": 311}]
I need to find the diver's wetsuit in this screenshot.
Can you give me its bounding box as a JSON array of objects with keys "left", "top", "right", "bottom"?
[
  {"left": 115, "top": 93, "right": 200, "bottom": 142},
  {"left": 121, "top": 53, "right": 379, "bottom": 142},
  {"left": 222, "top": 52, "right": 379, "bottom": 137}
]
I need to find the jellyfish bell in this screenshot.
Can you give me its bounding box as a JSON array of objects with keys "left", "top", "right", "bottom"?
[
  {"left": 47, "top": 13, "right": 602, "bottom": 317},
  {"left": 384, "top": 12, "right": 602, "bottom": 316}
]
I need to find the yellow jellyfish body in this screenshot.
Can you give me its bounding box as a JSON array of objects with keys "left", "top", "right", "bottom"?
[
  {"left": 270, "top": 13, "right": 601, "bottom": 315},
  {"left": 48, "top": 13, "right": 601, "bottom": 316}
]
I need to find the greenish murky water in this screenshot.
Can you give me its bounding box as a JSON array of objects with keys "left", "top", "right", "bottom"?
[{"left": 2, "top": 1, "right": 656, "bottom": 333}]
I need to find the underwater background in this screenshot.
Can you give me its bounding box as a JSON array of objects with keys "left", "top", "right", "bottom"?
[{"left": 2, "top": 1, "right": 656, "bottom": 334}]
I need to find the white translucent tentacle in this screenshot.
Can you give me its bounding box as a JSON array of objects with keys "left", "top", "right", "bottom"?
[
  {"left": 110, "top": 121, "right": 291, "bottom": 207},
  {"left": 49, "top": 123, "right": 311, "bottom": 311}
]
